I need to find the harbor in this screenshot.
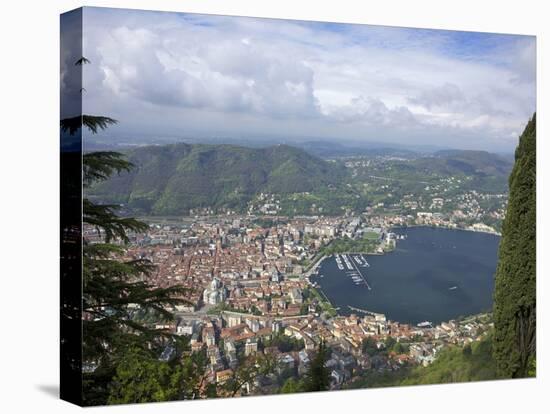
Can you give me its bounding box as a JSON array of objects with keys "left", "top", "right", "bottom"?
[
  {"left": 310, "top": 253, "right": 372, "bottom": 290},
  {"left": 308, "top": 226, "right": 499, "bottom": 324}
]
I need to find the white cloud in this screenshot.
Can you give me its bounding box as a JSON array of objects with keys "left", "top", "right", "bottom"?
[{"left": 79, "top": 7, "right": 536, "bottom": 151}]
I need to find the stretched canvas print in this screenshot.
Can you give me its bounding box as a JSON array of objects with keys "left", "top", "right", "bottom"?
[{"left": 60, "top": 6, "right": 536, "bottom": 406}]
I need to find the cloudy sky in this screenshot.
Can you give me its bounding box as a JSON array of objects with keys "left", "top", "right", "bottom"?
[{"left": 72, "top": 7, "right": 535, "bottom": 152}]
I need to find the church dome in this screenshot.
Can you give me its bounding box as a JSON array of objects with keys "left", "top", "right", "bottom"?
[{"left": 211, "top": 277, "right": 221, "bottom": 290}]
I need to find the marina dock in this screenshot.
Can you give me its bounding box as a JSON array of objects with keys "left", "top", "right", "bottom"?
[{"left": 340, "top": 254, "right": 372, "bottom": 290}]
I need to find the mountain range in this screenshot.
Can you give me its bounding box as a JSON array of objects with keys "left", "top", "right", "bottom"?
[
  {"left": 89, "top": 143, "right": 347, "bottom": 215},
  {"left": 88, "top": 142, "right": 512, "bottom": 216}
]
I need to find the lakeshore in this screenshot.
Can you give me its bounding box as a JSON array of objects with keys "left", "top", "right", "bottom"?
[{"left": 309, "top": 226, "right": 500, "bottom": 325}]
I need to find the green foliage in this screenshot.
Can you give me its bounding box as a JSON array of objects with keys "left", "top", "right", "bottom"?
[
  {"left": 61, "top": 115, "right": 118, "bottom": 135},
  {"left": 82, "top": 242, "right": 186, "bottom": 360},
  {"left": 89, "top": 143, "right": 348, "bottom": 215},
  {"left": 62, "top": 112, "right": 190, "bottom": 405},
  {"left": 355, "top": 150, "right": 513, "bottom": 194},
  {"left": 107, "top": 348, "right": 182, "bottom": 404},
  {"left": 280, "top": 377, "right": 305, "bottom": 394},
  {"left": 346, "top": 368, "right": 411, "bottom": 389},
  {"left": 384, "top": 336, "right": 397, "bottom": 350},
  {"left": 81, "top": 150, "right": 189, "bottom": 377},
  {"left": 206, "top": 303, "right": 262, "bottom": 316},
  {"left": 351, "top": 334, "right": 497, "bottom": 390},
  {"left": 276, "top": 184, "right": 367, "bottom": 216},
  {"left": 179, "top": 348, "right": 211, "bottom": 399},
  {"left": 88, "top": 140, "right": 512, "bottom": 219},
  {"left": 391, "top": 341, "right": 409, "bottom": 355},
  {"left": 431, "top": 150, "right": 512, "bottom": 179},
  {"left": 318, "top": 235, "right": 380, "bottom": 256},
  {"left": 222, "top": 354, "right": 276, "bottom": 397},
  {"left": 362, "top": 337, "right": 379, "bottom": 356},
  {"left": 527, "top": 357, "right": 536, "bottom": 377},
  {"left": 361, "top": 336, "right": 408, "bottom": 357},
  {"left": 205, "top": 383, "right": 217, "bottom": 399},
  {"left": 493, "top": 113, "right": 536, "bottom": 378},
  {"left": 401, "top": 335, "right": 497, "bottom": 385},
  {"left": 106, "top": 340, "right": 209, "bottom": 404},
  {"left": 263, "top": 332, "right": 304, "bottom": 353},
  {"left": 62, "top": 57, "right": 202, "bottom": 405},
  {"left": 83, "top": 200, "right": 148, "bottom": 243},
  {"left": 81, "top": 179, "right": 190, "bottom": 404},
  {"left": 83, "top": 152, "right": 134, "bottom": 186},
  {"left": 254, "top": 218, "right": 286, "bottom": 228},
  {"left": 250, "top": 305, "right": 263, "bottom": 316},
  {"left": 82, "top": 146, "right": 194, "bottom": 405},
  {"left": 303, "top": 341, "right": 331, "bottom": 392},
  {"left": 306, "top": 287, "right": 337, "bottom": 317},
  {"left": 206, "top": 302, "right": 239, "bottom": 315}
]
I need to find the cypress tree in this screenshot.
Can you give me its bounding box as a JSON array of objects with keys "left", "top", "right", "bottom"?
[
  {"left": 493, "top": 113, "right": 536, "bottom": 378},
  {"left": 304, "top": 341, "right": 331, "bottom": 392}
]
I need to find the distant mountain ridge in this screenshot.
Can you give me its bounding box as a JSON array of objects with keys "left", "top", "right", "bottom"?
[
  {"left": 295, "top": 141, "right": 420, "bottom": 159},
  {"left": 89, "top": 143, "right": 348, "bottom": 215},
  {"left": 368, "top": 149, "right": 513, "bottom": 193},
  {"left": 429, "top": 150, "right": 513, "bottom": 177},
  {"left": 89, "top": 142, "right": 513, "bottom": 216}
]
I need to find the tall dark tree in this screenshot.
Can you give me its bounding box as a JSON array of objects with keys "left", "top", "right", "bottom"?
[
  {"left": 74, "top": 119, "right": 190, "bottom": 404},
  {"left": 304, "top": 341, "right": 331, "bottom": 392},
  {"left": 61, "top": 57, "right": 192, "bottom": 405},
  {"left": 493, "top": 113, "right": 536, "bottom": 378},
  {"left": 222, "top": 353, "right": 276, "bottom": 397}
]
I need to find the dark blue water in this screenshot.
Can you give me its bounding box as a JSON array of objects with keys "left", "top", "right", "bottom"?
[{"left": 311, "top": 227, "right": 500, "bottom": 324}]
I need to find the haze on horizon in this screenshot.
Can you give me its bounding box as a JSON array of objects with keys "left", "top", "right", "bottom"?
[{"left": 65, "top": 7, "right": 536, "bottom": 153}]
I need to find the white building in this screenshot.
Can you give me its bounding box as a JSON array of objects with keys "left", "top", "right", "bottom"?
[{"left": 203, "top": 277, "right": 227, "bottom": 305}]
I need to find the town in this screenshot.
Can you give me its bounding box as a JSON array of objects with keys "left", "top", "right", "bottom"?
[{"left": 84, "top": 210, "right": 496, "bottom": 394}]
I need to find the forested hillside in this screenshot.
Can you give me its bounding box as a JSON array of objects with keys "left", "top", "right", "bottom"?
[
  {"left": 347, "top": 333, "right": 497, "bottom": 389},
  {"left": 89, "top": 143, "right": 348, "bottom": 215}
]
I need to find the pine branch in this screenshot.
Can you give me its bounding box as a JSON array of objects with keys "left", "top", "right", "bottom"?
[
  {"left": 83, "top": 152, "right": 133, "bottom": 186},
  {"left": 83, "top": 199, "right": 148, "bottom": 243},
  {"left": 60, "top": 115, "right": 118, "bottom": 135}
]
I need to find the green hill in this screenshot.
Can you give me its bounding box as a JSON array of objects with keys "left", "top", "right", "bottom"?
[
  {"left": 348, "top": 333, "right": 498, "bottom": 390},
  {"left": 88, "top": 143, "right": 349, "bottom": 215},
  {"left": 400, "top": 335, "right": 498, "bottom": 385},
  {"left": 399, "top": 150, "right": 513, "bottom": 183},
  {"left": 432, "top": 150, "right": 513, "bottom": 176},
  {"left": 355, "top": 149, "right": 513, "bottom": 194}
]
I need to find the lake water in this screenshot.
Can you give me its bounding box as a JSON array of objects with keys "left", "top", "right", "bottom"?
[{"left": 311, "top": 227, "right": 500, "bottom": 325}]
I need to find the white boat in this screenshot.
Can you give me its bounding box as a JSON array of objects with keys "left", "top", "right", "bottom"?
[
  {"left": 335, "top": 255, "right": 344, "bottom": 270},
  {"left": 342, "top": 254, "right": 354, "bottom": 270}
]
